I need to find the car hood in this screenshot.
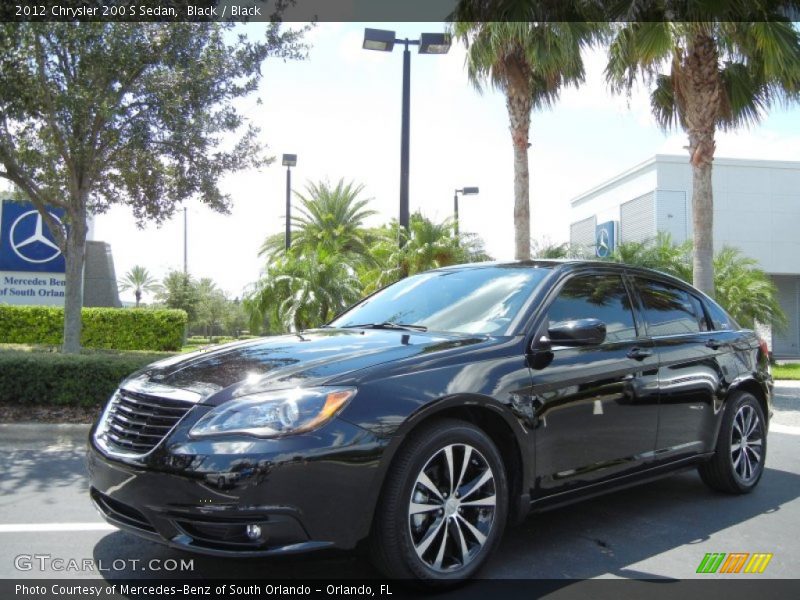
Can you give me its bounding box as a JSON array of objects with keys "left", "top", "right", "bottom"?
[{"left": 124, "top": 328, "right": 489, "bottom": 402}]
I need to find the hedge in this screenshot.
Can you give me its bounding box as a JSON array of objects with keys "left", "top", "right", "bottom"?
[
  {"left": 0, "top": 349, "right": 171, "bottom": 407},
  {"left": 0, "top": 305, "right": 187, "bottom": 351}
]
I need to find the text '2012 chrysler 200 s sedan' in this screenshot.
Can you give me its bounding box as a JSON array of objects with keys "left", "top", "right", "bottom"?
[{"left": 88, "top": 261, "right": 772, "bottom": 584}]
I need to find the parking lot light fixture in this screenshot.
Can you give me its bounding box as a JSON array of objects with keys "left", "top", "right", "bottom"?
[
  {"left": 454, "top": 186, "right": 479, "bottom": 237},
  {"left": 363, "top": 28, "right": 451, "bottom": 246},
  {"left": 281, "top": 154, "right": 297, "bottom": 251}
]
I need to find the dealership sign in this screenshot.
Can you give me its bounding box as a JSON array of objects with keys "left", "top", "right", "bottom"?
[
  {"left": 595, "top": 220, "right": 617, "bottom": 258},
  {"left": 0, "top": 200, "right": 67, "bottom": 305}
]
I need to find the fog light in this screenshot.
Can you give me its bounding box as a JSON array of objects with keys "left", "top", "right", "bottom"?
[{"left": 246, "top": 524, "right": 262, "bottom": 540}]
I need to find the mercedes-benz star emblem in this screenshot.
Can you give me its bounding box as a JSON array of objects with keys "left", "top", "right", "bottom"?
[
  {"left": 10, "top": 210, "right": 63, "bottom": 264},
  {"left": 597, "top": 229, "right": 610, "bottom": 258}
]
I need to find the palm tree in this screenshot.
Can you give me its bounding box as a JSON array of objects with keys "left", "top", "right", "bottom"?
[
  {"left": 363, "top": 212, "right": 491, "bottom": 292},
  {"left": 600, "top": 233, "right": 785, "bottom": 329},
  {"left": 531, "top": 240, "right": 587, "bottom": 259},
  {"left": 245, "top": 249, "right": 362, "bottom": 332},
  {"left": 117, "top": 265, "right": 160, "bottom": 308},
  {"left": 713, "top": 247, "right": 786, "bottom": 330},
  {"left": 605, "top": 232, "right": 694, "bottom": 282},
  {"left": 606, "top": 14, "right": 800, "bottom": 296},
  {"left": 259, "top": 178, "right": 378, "bottom": 266},
  {"left": 452, "top": 20, "right": 606, "bottom": 260}
]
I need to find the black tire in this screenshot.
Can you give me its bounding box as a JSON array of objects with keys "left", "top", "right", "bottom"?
[
  {"left": 369, "top": 419, "right": 508, "bottom": 585},
  {"left": 698, "top": 391, "right": 767, "bottom": 494}
]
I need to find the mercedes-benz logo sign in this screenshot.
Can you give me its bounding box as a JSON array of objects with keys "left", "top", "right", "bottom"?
[
  {"left": 10, "top": 210, "right": 63, "bottom": 264},
  {"left": 596, "top": 228, "right": 611, "bottom": 258}
]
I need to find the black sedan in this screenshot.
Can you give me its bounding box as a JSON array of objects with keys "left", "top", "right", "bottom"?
[{"left": 88, "top": 261, "right": 772, "bottom": 583}]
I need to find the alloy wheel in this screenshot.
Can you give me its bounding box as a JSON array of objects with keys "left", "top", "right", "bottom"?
[
  {"left": 731, "top": 404, "right": 764, "bottom": 482},
  {"left": 407, "top": 443, "right": 497, "bottom": 573}
]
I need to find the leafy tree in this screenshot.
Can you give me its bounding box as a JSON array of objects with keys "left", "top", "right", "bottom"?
[
  {"left": 0, "top": 22, "right": 307, "bottom": 352},
  {"left": 453, "top": 18, "right": 606, "bottom": 260},
  {"left": 606, "top": 13, "right": 800, "bottom": 297},
  {"left": 117, "top": 265, "right": 160, "bottom": 308},
  {"left": 156, "top": 271, "right": 201, "bottom": 325},
  {"left": 246, "top": 250, "right": 362, "bottom": 332},
  {"left": 259, "top": 178, "right": 379, "bottom": 266},
  {"left": 195, "top": 278, "right": 228, "bottom": 341},
  {"left": 223, "top": 297, "right": 250, "bottom": 338}
]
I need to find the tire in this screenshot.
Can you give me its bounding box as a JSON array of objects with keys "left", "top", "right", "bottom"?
[
  {"left": 369, "top": 419, "right": 508, "bottom": 585},
  {"left": 698, "top": 391, "right": 767, "bottom": 494}
]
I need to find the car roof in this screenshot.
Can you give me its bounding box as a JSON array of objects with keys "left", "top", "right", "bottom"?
[{"left": 433, "top": 259, "right": 697, "bottom": 290}]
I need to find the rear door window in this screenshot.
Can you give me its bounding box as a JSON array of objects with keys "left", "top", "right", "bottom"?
[{"left": 635, "top": 278, "right": 702, "bottom": 337}]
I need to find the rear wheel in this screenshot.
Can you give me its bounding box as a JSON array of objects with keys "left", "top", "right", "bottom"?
[
  {"left": 369, "top": 419, "right": 508, "bottom": 585},
  {"left": 698, "top": 392, "right": 767, "bottom": 494}
]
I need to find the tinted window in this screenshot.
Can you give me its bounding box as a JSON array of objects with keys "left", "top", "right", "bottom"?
[
  {"left": 689, "top": 295, "right": 711, "bottom": 332},
  {"left": 636, "top": 278, "right": 701, "bottom": 336},
  {"left": 705, "top": 299, "right": 738, "bottom": 331},
  {"left": 547, "top": 274, "right": 637, "bottom": 343},
  {"left": 330, "top": 267, "right": 551, "bottom": 335}
]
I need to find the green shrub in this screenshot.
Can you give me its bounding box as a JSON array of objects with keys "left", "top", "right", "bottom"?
[
  {"left": 0, "top": 305, "right": 187, "bottom": 351},
  {"left": 0, "top": 349, "right": 171, "bottom": 407}
]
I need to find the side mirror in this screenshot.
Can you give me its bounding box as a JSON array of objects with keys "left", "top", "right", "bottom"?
[{"left": 544, "top": 318, "right": 606, "bottom": 348}]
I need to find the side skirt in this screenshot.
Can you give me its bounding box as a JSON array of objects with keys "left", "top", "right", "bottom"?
[{"left": 527, "top": 453, "right": 715, "bottom": 514}]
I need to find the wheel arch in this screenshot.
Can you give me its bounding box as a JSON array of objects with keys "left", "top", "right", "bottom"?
[{"left": 362, "top": 395, "right": 531, "bottom": 543}]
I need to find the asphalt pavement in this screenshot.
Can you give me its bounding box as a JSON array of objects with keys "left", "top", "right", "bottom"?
[{"left": 1, "top": 383, "right": 799, "bottom": 581}]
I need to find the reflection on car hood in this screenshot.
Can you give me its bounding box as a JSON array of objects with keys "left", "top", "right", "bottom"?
[{"left": 128, "top": 328, "right": 488, "bottom": 399}]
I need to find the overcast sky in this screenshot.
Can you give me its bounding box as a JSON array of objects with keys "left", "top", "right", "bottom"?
[{"left": 29, "top": 23, "right": 800, "bottom": 303}]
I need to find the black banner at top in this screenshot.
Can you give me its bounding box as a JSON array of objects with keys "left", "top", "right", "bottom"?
[{"left": 1, "top": 0, "right": 799, "bottom": 23}]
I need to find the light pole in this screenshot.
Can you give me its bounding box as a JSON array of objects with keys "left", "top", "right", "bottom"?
[
  {"left": 453, "top": 186, "right": 479, "bottom": 237},
  {"left": 282, "top": 154, "right": 297, "bottom": 251},
  {"left": 363, "top": 28, "right": 451, "bottom": 245}
]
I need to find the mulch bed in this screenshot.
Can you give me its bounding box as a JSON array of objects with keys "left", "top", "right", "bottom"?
[{"left": 0, "top": 403, "right": 101, "bottom": 424}]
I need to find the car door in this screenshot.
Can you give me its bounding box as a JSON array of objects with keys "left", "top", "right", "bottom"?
[
  {"left": 632, "top": 276, "right": 726, "bottom": 461},
  {"left": 527, "top": 271, "right": 660, "bottom": 493}
]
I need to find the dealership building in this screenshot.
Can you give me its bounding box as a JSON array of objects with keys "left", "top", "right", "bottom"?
[{"left": 569, "top": 154, "right": 800, "bottom": 358}]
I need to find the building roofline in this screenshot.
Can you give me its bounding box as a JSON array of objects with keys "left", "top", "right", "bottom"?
[{"left": 570, "top": 153, "right": 800, "bottom": 207}]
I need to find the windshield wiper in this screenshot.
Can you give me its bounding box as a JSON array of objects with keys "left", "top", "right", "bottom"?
[{"left": 342, "top": 321, "right": 428, "bottom": 332}]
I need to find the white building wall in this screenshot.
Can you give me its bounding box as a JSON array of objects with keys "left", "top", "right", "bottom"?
[
  {"left": 570, "top": 159, "right": 658, "bottom": 227},
  {"left": 655, "top": 155, "right": 800, "bottom": 275}
]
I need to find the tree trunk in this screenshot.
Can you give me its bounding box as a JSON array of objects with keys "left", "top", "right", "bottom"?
[
  {"left": 683, "top": 31, "right": 721, "bottom": 298},
  {"left": 62, "top": 209, "right": 88, "bottom": 353},
  {"left": 506, "top": 85, "right": 532, "bottom": 261}
]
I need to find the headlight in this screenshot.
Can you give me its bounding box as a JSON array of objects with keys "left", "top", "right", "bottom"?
[{"left": 189, "top": 387, "right": 356, "bottom": 438}]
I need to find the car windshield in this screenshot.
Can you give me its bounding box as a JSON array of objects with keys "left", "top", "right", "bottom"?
[{"left": 329, "top": 266, "right": 551, "bottom": 335}]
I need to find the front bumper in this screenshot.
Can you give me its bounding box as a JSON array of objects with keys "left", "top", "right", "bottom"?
[{"left": 87, "top": 417, "right": 388, "bottom": 557}]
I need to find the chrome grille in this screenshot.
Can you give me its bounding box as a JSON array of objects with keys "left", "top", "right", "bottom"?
[{"left": 102, "top": 389, "right": 193, "bottom": 454}]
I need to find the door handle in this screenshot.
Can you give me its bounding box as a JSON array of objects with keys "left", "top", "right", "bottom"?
[
  {"left": 627, "top": 347, "right": 653, "bottom": 360},
  {"left": 705, "top": 339, "right": 722, "bottom": 350}
]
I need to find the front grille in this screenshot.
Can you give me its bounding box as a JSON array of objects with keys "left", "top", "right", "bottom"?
[{"left": 103, "top": 390, "right": 193, "bottom": 454}]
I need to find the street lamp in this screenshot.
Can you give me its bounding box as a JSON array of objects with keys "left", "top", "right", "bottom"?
[
  {"left": 281, "top": 153, "right": 297, "bottom": 251},
  {"left": 453, "top": 186, "right": 479, "bottom": 237},
  {"left": 363, "top": 28, "right": 451, "bottom": 245}
]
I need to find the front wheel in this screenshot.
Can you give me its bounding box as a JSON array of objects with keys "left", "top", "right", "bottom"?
[
  {"left": 698, "top": 391, "right": 767, "bottom": 494},
  {"left": 369, "top": 419, "right": 508, "bottom": 585}
]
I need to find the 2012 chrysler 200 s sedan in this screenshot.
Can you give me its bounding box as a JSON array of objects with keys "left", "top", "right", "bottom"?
[{"left": 88, "top": 261, "right": 772, "bottom": 583}]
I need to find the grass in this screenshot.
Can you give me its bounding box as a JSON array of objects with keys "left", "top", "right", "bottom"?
[{"left": 773, "top": 363, "right": 800, "bottom": 381}]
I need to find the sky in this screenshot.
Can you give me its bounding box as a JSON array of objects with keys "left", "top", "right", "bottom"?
[{"left": 83, "top": 23, "right": 800, "bottom": 303}]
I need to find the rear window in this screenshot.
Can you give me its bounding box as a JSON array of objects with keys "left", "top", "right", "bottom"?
[
  {"left": 705, "top": 298, "right": 738, "bottom": 331},
  {"left": 635, "top": 278, "right": 703, "bottom": 336}
]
